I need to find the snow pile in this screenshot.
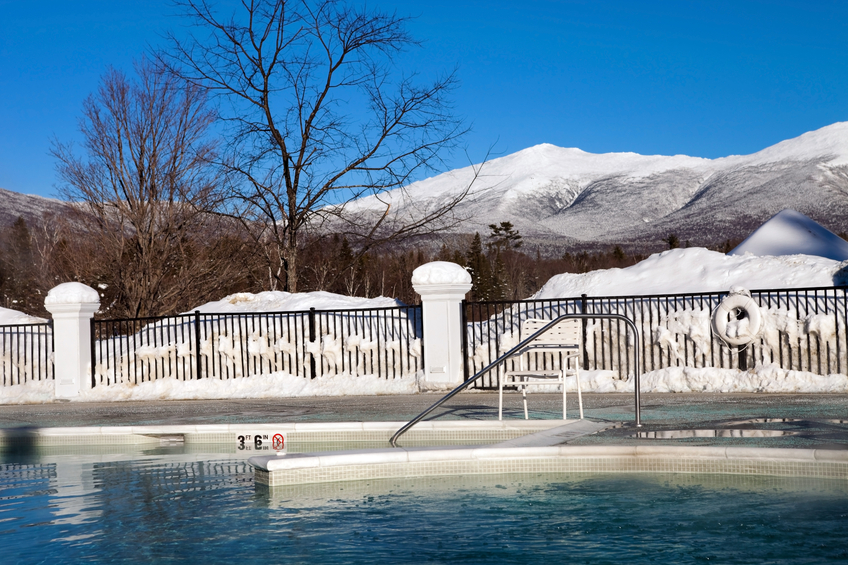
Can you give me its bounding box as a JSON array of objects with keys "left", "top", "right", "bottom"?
[
  {"left": 638, "top": 365, "right": 848, "bottom": 393},
  {"left": 556, "top": 366, "right": 848, "bottom": 393},
  {"left": 411, "top": 261, "right": 472, "bottom": 286},
  {"left": 191, "top": 290, "right": 401, "bottom": 314},
  {"left": 729, "top": 209, "right": 848, "bottom": 261},
  {"left": 0, "top": 371, "right": 420, "bottom": 404},
  {"left": 0, "top": 306, "right": 46, "bottom": 324},
  {"left": 44, "top": 282, "right": 99, "bottom": 305},
  {"left": 534, "top": 247, "right": 846, "bottom": 298},
  {"left": 3, "top": 363, "right": 846, "bottom": 404}
]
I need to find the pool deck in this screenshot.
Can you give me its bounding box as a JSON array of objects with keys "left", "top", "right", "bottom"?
[{"left": 1, "top": 392, "right": 846, "bottom": 448}]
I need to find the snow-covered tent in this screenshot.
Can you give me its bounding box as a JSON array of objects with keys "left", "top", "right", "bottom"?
[{"left": 728, "top": 209, "right": 848, "bottom": 261}]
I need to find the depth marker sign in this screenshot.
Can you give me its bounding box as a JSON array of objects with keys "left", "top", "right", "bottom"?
[{"left": 236, "top": 431, "right": 287, "bottom": 453}]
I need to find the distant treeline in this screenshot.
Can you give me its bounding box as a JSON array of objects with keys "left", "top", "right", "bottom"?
[{"left": 0, "top": 214, "right": 746, "bottom": 319}]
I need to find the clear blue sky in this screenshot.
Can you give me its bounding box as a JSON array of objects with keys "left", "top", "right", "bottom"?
[{"left": 2, "top": 0, "right": 847, "bottom": 198}]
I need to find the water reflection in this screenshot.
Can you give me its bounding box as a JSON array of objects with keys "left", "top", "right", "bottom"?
[{"left": 633, "top": 429, "right": 798, "bottom": 438}]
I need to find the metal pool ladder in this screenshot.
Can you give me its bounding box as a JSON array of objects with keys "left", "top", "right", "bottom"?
[{"left": 390, "top": 313, "right": 642, "bottom": 447}]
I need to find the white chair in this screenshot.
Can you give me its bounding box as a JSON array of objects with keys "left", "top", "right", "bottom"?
[{"left": 498, "top": 318, "right": 584, "bottom": 420}]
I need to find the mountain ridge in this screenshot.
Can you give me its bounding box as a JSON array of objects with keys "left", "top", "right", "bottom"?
[
  {"left": 348, "top": 122, "right": 848, "bottom": 251},
  {"left": 4, "top": 123, "right": 848, "bottom": 254}
]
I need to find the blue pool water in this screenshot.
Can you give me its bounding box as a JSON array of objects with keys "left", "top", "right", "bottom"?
[{"left": 1, "top": 450, "right": 847, "bottom": 564}]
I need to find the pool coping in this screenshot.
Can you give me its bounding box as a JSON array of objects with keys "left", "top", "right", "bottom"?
[
  {"left": 250, "top": 443, "right": 848, "bottom": 486},
  {"left": 0, "top": 419, "right": 566, "bottom": 446}
]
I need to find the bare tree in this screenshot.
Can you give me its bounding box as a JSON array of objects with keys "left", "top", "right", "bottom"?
[
  {"left": 52, "top": 60, "right": 246, "bottom": 317},
  {"left": 159, "top": 0, "right": 473, "bottom": 292}
]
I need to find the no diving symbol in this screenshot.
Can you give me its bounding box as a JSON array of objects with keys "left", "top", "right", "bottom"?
[{"left": 272, "top": 434, "right": 285, "bottom": 451}]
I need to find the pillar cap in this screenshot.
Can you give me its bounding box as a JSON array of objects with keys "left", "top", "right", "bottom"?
[
  {"left": 45, "top": 282, "right": 100, "bottom": 306},
  {"left": 411, "top": 261, "right": 471, "bottom": 286}
]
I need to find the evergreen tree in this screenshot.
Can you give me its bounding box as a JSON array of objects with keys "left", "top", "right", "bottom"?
[
  {"left": 662, "top": 233, "right": 680, "bottom": 249},
  {"left": 485, "top": 221, "right": 522, "bottom": 300},
  {"left": 487, "top": 221, "right": 522, "bottom": 254},
  {"left": 466, "top": 233, "right": 494, "bottom": 300},
  {"left": 0, "top": 217, "right": 39, "bottom": 312}
]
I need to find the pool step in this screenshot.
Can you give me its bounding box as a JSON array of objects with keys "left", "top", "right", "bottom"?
[{"left": 494, "top": 419, "right": 613, "bottom": 447}]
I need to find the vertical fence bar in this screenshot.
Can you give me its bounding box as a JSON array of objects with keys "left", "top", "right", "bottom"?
[
  {"left": 194, "top": 311, "right": 202, "bottom": 380},
  {"left": 308, "top": 308, "right": 316, "bottom": 379},
  {"left": 90, "top": 318, "right": 96, "bottom": 388}
]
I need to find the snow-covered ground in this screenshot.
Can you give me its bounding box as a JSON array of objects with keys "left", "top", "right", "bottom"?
[
  {"left": 1, "top": 371, "right": 419, "bottom": 405},
  {"left": 190, "top": 291, "right": 402, "bottom": 314},
  {"left": 0, "top": 306, "right": 46, "bottom": 325},
  {"left": 534, "top": 246, "right": 846, "bottom": 298}
]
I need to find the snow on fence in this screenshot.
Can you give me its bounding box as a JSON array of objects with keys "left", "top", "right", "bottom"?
[
  {"left": 0, "top": 323, "right": 53, "bottom": 385},
  {"left": 90, "top": 306, "right": 423, "bottom": 386},
  {"left": 463, "top": 286, "right": 848, "bottom": 388}
]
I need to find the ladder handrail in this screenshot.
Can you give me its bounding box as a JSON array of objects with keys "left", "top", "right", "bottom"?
[{"left": 390, "top": 313, "right": 642, "bottom": 447}]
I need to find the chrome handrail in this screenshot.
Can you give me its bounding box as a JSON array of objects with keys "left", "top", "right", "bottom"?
[{"left": 390, "top": 313, "right": 641, "bottom": 447}]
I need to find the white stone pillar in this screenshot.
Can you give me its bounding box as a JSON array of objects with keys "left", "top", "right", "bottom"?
[
  {"left": 412, "top": 262, "right": 472, "bottom": 389},
  {"left": 44, "top": 283, "right": 100, "bottom": 399}
]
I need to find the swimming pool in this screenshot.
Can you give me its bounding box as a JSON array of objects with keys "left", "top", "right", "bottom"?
[{"left": 2, "top": 448, "right": 847, "bottom": 564}]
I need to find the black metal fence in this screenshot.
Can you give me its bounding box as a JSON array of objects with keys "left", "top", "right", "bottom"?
[
  {"left": 463, "top": 286, "right": 848, "bottom": 388},
  {"left": 0, "top": 322, "right": 54, "bottom": 385},
  {"left": 91, "top": 306, "right": 423, "bottom": 387}
]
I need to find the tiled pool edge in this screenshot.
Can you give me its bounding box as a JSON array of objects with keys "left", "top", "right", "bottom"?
[
  {"left": 0, "top": 420, "right": 563, "bottom": 447},
  {"left": 250, "top": 445, "right": 848, "bottom": 487}
]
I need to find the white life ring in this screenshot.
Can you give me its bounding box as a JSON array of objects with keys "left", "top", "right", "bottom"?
[{"left": 711, "top": 292, "right": 761, "bottom": 346}]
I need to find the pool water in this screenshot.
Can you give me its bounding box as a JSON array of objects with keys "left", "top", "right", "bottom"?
[{"left": 1, "top": 450, "right": 847, "bottom": 564}]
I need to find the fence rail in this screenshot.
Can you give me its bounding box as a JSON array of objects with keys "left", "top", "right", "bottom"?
[
  {"left": 0, "top": 322, "right": 53, "bottom": 385},
  {"left": 463, "top": 286, "right": 848, "bottom": 389},
  {"left": 91, "top": 306, "right": 423, "bottom": 387}
]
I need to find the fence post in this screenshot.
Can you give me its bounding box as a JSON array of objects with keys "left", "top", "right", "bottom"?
[
  {"left": 580, "top": 293, "right": 589, "bottom": 370},
  {"left": 44, "top": 283, "right": 100, "bottom": 399},
  {"left": 412, "top": 262, "right": 472, "bottom": 389},
  {"left": 308, "top": 307, "right": 317, "bottom": 379},
  {"left": 738, "top": 345, "right": 748, "bottom": 370}
]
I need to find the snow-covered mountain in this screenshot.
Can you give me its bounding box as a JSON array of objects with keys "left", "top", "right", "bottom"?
[
  {"left": 0, "top": 187, "right": 67, "bottom": 228},
  {"left": 349, "top": 122, "right": 848, "bottom": 251},
  {"left": 5, "top": 123, "right": 848, "bottom": 252}
]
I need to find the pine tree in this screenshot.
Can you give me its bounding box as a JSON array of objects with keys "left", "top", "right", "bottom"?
[
  {"left": 485, "top": 221, "right": 522, "bottom": 300},
  {"left": 466, "top": 233, "right": 494, "bottom": 300},
  {"left": 487, "top": 221, "right": 522, "bottom": 254},
  {"left": 0, "top": 217, "right": 38, "bottom": 311},
  {"left": 662, "top": 234, "right": 680, "bottom": 249}
]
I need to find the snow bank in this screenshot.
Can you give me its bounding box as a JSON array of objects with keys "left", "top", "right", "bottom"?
[
  {"left": 0, "top": 372, "right": 420, "bottom": 404},
  {"left": 411, "top": 261, "right": 472, "bottom": 285},
  {"left": 638, "top": 365, "right": 848, "bottom": 393},
  {"left": 190, "top": 290, "right": 401, "bottom": 314},
  {"left": 564, "top": 366, "right": 848, "bottom": 394},
  {"left": 534, "top": 247, "right": 845, "bottom": 298},
  {"left": 729, "top": 209, "right": 848, "bottom": 261},
  {"left": 4, "top": 364, "right": 843, "bottom": 404},
  {"left": 0, "top": 306, "right": 46, "bottom": 324},
  {"left": 530, "top": 366, "right": 848, "bottom": 394}
]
